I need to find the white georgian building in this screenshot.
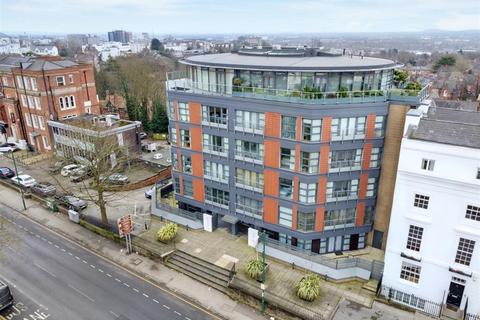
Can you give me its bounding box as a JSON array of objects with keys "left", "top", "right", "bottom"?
[{"left": 382, "top": 101, "right": 480, "bottom": 317}]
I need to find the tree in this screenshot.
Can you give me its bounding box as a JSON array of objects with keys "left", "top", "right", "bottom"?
[
  {"left": 434, "top": 55, "right": 456, "bottom": 71},
  {"left": 139, "top": 101, "right": 149, "bottom": 132},
  {"left": 150, "top": 38, "right": 162, "bottom": 51},
  {"left": 59, "top": 48, "right": 68, "bottom": 57},
  {"left": 405, "top": 81, "right": 422, "bottom": 91},
  {"left": 393, "top": 69, "right": 408, "bottom": 86},
  {"left": 149, "top": 100, "right": 169, "bottom": 133}
]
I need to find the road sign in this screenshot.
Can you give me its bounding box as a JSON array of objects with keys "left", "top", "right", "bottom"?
[{"left": 117, "top": 214, "right": 133, "bottom": 237}]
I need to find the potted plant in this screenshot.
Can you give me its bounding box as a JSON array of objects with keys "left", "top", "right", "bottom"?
[
  {"left": 244, "top": 256, "right": 268, "bottom": 281},
  {"left": 156, "top": 222, "right": 178, "bottom": 243},
  {"left": 295, "top": 274, "right": 321, "bottom": 302}
]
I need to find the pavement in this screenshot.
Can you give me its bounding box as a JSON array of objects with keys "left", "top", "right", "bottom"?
[{"left": 0, "top": 184, "right": 265, "bottom": 320}]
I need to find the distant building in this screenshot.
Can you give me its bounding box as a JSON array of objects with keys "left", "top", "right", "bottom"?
[
  {"left": 67, "top": 34, "right": 88, "bottom": 49},
  {"left": 107, "top": 30, "right": 132, "bottom": 44},
  {"left": 32, "top": 45, "right": 59, "bottom": 56},
  {"left": 382, "top": 103, "right": 480, "bottom": 317}
]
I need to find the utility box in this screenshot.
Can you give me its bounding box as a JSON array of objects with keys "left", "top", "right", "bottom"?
[
  {"left": 68, "top": 210, "right": 80, "bottom": 223},
  {"left": 147, "top": 143, "right": 157, "bottom": 152}
]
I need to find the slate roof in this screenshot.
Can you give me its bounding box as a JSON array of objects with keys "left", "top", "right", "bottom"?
[
  {"left": 433, "top": 99, "right": 479, "bottom": 112},
  {"left": 0, "top": 55, "right": 77, "bottom": 72}
]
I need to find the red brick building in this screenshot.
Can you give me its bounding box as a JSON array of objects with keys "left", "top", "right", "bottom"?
[{"left": 0, "top": 55, "right": 99, "bottom": 153}]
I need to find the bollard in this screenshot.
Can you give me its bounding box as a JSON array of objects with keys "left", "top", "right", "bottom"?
[{"left": 291, "top": 262, "right": 295, "bottom": 269}]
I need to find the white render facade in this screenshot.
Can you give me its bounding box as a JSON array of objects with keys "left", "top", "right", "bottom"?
[{"left": 382, "top": 106, "right": 480, "bottom": 316}]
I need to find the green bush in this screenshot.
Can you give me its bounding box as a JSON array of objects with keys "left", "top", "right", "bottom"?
[
  {"left": 244, "top": 256, "right": 265, "bottom": 280},
  {"left": 295, "top": 274, "right": 321, "bottom": 302},
  {"left": 156, "top": 222, "right": 178, "bottom": 242}
]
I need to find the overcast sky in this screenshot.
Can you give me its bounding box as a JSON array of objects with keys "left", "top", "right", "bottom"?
[{"left": 1, "top": 0, "right": 479, "bottom": 35}]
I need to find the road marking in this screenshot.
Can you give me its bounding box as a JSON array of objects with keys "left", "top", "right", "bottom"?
[
  {"left": 133, "top": 288, "right": 139, "bottom": 293},
  {"left": 68, "top": 252, "right": 73, "bottom": 256},
  {"left": 106, "top": 273, "right": 112, "bottom": 278},
  {"left": 142, "top": 293, "right": 149, "bottom": 298},
  {"left": 163, "top": 305, "right": 170, "bottom": 310},
  {"left": 115, "top": 278, "right": 121, "bottom": 282},
  {"left": 61, "top": 248, "right": 66, "bottom": 252},
  {"left": 68, "top": 284, "right": 95, "bottom": 302},
  {"left": 152, "top": 299, "right": 159, "bottom": 303},
  {"left": 185, "top": 317, "right": 191, "bottom": 320},
  {"left": 98, "top": 269, "right": 104, "bottom": 273},
  {"left": 48, "top": 241, "right": 52, "bottom": 245},
  {"left": 123, "top": 283, "right": 130, "bottom": 287},
  {"left": 75, "top": 256, "right": 80, "bottom": 260},
  {"left": 82, "top": 260, "right": 88, "bottom": 264},
  {"left": 109, "top": 310, "right": 119, "bottom": 318},
  {"left": 54, "top": 244, "right": 60, "bottom": 249},
  {"left": 35, "top": 234, "right": 41, "bottom": 238},
  {"left": 34, "top": 263, "right": 57, "bottom": 278},
  {"left": 174, "top": 311, "right": 182, "bottom": 316},
  {"left": 90, "top": 264, "right": 96, "bottom": 269}
]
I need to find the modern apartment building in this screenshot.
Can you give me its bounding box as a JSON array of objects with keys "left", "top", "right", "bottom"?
[
  {"left": 165, "top": 48, "right": 428, "bottom": 256},
  {"left": 382, "top": 104, "right": 480, "bottom": 317},
  {"left": 107, "top": 30, "right": 132, "bottom": 44},
  {"left": 0, "top": 56, "right": 99, "bottom": 153}
]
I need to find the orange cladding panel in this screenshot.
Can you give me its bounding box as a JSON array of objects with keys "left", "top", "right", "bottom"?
[
  {"left": 176, "top": 149, "right": 182, "bottom": 172},
  {"left": 191, "top": 153, "right": 204, "bottom": 177},
  {"left": 173, "top": 100, "right": 179, "bottom": 121},
  {"left": 295, "top": 144, "right": 301, "bottom": 172},
  {"left": 319, "top": 145, "right": 330, "bottom": 174},
  {"left": 293, "top": 176, "right": 299, "bottom": 202},
  {"left": 179, "top": 175, "right": 184, "bottom": 195},
  {"left": 193, "top": 178, "right": 205, "bottom": 202},
  {"left": 295, "top": 116, "right": 302, "bottom": 141},
  {"left": 317, "top": 176, "right": 327, "bottom": 204},
  {"left": 366, "top": 114, "right": 376, "bottom": 139},
  {"left": 263, "top": 197, "right": 278, "bottom": 224},
  {"left": 362, "top": 143, "right": 372, "bottom": 170},
  {"left": 322, "top": 117, "right": 332, "bottom": 142},
  {"left": 263, "top": 169, "right": 279, "bottom": 197},
  {"left": 315, "top": 207, "right": 324, "bottom": 232},
  {"left": 292, "top": 205, "right": 298, "bottom": 231},
  {"left": 358, "top": 173, "right": 369, "bottom": 200},
  {"left": 189, "top": 102, "right": 202, "bottom": 125},
  {"left": 190, "top": 127, "right": 202, "bottom": 152},
  {"left": 264, "top": 139, "right": 280, "bottom": 168},
  {"left": 265, "top": 112, "right": 281, "bottom": 137},
  {"left": 356, "top": 202, "right": 365, "bottom": 227}
]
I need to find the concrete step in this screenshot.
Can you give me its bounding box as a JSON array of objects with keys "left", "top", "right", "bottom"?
[
  {"left": 170, "top": 254, "right": 231, "bottom": 283},
  {"left": 166, "top": 258, "right": 229, "bottom": 294},
  {"left": 362, "top": 279, "right": 379, "bottom": 293},
  {"left": 174, "top": 250, "right": 232, "bottom": 277}
]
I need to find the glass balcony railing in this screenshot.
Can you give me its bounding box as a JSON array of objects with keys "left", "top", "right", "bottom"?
[{"left": 167, "top": 72, "right": 430, "bottom": 105}]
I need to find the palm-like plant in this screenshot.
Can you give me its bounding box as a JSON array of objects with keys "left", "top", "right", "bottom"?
[
  {"left": 295, "top": 274, "right": 321, "bottom": 302},
  {"left": 244, "top": 256, "right": 265, "bottom": 280},
  {"left": 156, "top": 222, "right": 178, "bottom": 242}
]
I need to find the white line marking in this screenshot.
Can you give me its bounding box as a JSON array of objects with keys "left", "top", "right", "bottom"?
[
  {"left": 68, "top": 252, "right": 73, "bottom": 256},
  {"left": 142, "top": 293, "right": 149, "bottom": 298},
  {"left": 90, "top": 264, "right": 96, "bottom": 269},
  {"left": 123, "top": 283, "right": 130, "bottom": 287},
  {"left": 153, "top": 299, "right": 159, "bottom": 303},
  {"left": 61, "top": 248, "right": 66, "bottom": 252},
  {"left": 109, "top": 310, "right": 119, "bottom": 318},
  {"left": 68, "top": 284, "right": 95, "bottom": 302},
  {"left": 174, "top": 311, "right": 182, "bottom": 316},
  {"left": 35, "top": 234, "right": 40, "bottom": 238},
  {"left": 34, "top": 263, "right": 57, "bottom": 278},
  {"left": 185, "top": 317, "right": 191, "bottom": 320},
  {"left": 54, "top": 244, "right": 60, "bottom": 248},
  {"left": 98, "top": 269, "right": 104, "bottom": 273},
  {"left": 106, "top": 273, "right": 112, "bottom": 277},
  {"left": 133, "top": 288, "right": 139, "bottom": 293},
  {"left": 75, "top": 256, "right": 80, "bottom": 260},
  {"left": 82, "top": 260, "right": 87, "bottom": 264},
  {"left": 48, "top": 241, "right": 52, "bottom": 244},
  {"left": 163, "top": 305, "right": 170, "bottom": 310}
]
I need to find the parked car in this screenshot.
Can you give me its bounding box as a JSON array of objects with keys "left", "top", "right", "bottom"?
[
  {"left": 48, "top": 161, "right": 65, "bottom": 174},
  {"left": 0, "top": 143, "right": 19, "bottom": 153},
  {"left": 31, "top": 182, "right": 56, "bottom": 197},
  {"left": 11, "top": 174, "right": 36, "bottom": 188},
  {"left": 145, "top": 186, "right": 155, "bottom": 199},
  {"left": 61, "top": 164, "right": 80, "bottom": 177},
  {"left": 57, "top": 195, "right": 88, "bottom": 211},
  {"left": 153, "top": 153, "right": 163, "bottom": 160},
  {"left": 0, "top": 278, "right": 14, "bottom": 311},
  {"left": 139, "top": 132, "right": 147, "bottom": 140},
  {"left": 0, "top": 167, "right": 15, "bottom": 179},
  {"left": 70, "top": 170, "right": 91, "bottom": 183},
  {"left": 100, "top": 173, "right": 129, "bottom": 185}
]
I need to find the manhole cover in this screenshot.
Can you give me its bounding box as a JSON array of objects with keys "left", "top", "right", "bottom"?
[{"left": 131, "top": 258, "right": 143, "bottom": 265}]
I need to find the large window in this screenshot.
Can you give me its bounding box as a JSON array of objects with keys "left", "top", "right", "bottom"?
[
  {"left": 280, "top": 148, "right": 295, "bottom": 170},
  {"left": 172, "top": 153, "right": 178, "bottom": 170},
  {"left": 331, "top": 117, "right": 366, "bottom": 141},
  {"left": 329, "top": 149, "right": 362, "bottom": 171},
  {"left": 178, "top": 102, "right": 189, "bottom": 122},
  {"left": 326, "top": 179, "right": 358, "bottom": 201},
  {"left": 466, "top": 205, "right": 480, "bottom": 222},
  {"left": 406, "top": 225, "right": 424, "bottom": 252},
  {"left": 235, "top": 168, "right": 264, "bottom": 191},
  {"left": 413, "top": 194, "right": 429, "bottom": 209},
  {"left": 375, "top": 115, "right": 385, "bottom": 137},
  {"left": 203, "top": 134, "right": 228, "bottom": 155},
  {"left": 235, "top": 110, "right": 265, "bottom": 132},
  {"left": 180, "top": 129, "right": 190, "bottom": 148},
  {"left": 204, "top": 161, "right": 229, "bottom": 183},
  {"left": 236, "top": 195, "right": 263, "bottom": 220},
  {"left": 183, "top": 180, "right": 194, "bottom": 198},
  {"left": 181, "top": 155, "right": 192, "bottom": 173},
  {"left": 301, "top": 152, "right": 319, "bottom": 174},
  {"left": 279, "top": 206, "right": 293, "bottom": 228},
  {"left": 366, "top": 177, "right": 377, "bottom": 197},
  {"left": 455, "top": 238, "right": 475, "bottom": 266},
  {"left": 205, "top": 187, "right": 229, "bottom": 208},
  {"left": 169, "top": 127, "right": 177, "bottom": 145},
  {"left": 281, "top": 116, "right": 296, "bottom": 139},
  {"left": 297, "top": 211, "right": 315, "bottom": 232},
  {"left": 167, "top": 101, "right": 175, "bottom": 120},
  {"left": 279, "top": 177, "right": 293, "bottom": 199},
  {"left": 235, "top": 140, "right": 264, "bottom": 162},
  {"left": 400, "top": 262, "right": 421, "bottom": 284},
  {"left": 174, "top": 177, "right": 180, "bottom": 194},
  {"left": 370, "top": 147, "right": 382, "bottom": 168},
  {"left": 298, "top": 182, "right": 317, "bottom": 204},
  {"left": 302, "top": 119, "right": 322, "bottom": 142},
  {"left": 324, "top": 208, "right": 356, "bottom": 229},
  {"left": 421, "top": 159, "right": 435, "bottom": 171},
  {"left": 202, "top": 105, "right": 227, "bottom": 126}
]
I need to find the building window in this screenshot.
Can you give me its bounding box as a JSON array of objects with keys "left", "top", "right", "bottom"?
[
  {"left": 326, "top": 179, "right": 358, "bottom": 201},
  {"left": 235, "top": 168, "right": 263, "bottom": 191},
  {"left": 169, "top": 127, "right": 177, "bottom": 145},
  {"left": 236, "top": 195, "right": 263, "bottom": 220},
  {"left": 181, "top": 155, "right": 192, "bottom": 173},
  {"left": 400, "top": 262, "right": 421, "bottom": 283},
  {"left": 2, "top": 76, "right": 7, "bottom": 86},
  {"left": 297, "top": 211, "right": 315, "bottom": 232},
  {"left": 204, "top": 160, "right": 229, "bottom": 183},
  {"left": 364, "top": 206, "right": 375, "bottom": 225},
  {"left": 331, "top": 117, "right": 366, "bottom": 140},
  {"left": 421, "top": 159, "right": 435, "bottom": 171},
  {"left": 302, "top": 119, "right": 322, "bottom": 142},
  {"left": 466, "top": 205, "right": 480, "bottom": 222},
  {"left": 31, "top": 114, "right": 38, "bottom": 128},
  {"left": 16, "top": 75, "right": 24, "bottom": 89},
  {"left": 174, "top": 177, "right": 180, "bottom": 194},
  {"left": 167, "top": 101, "right": 175, "bottom": 120},
  {"left": 413, "top": 194, "right": 429, "bottom": 209},
  {"left": 24, "top": 77, "right": 31, "bottom": 90},
  {"left": 34, "top": 97, "right": 41, "bottom": 110},
  {"left": 299, "top": 182, "right": 317, "bottom": 204},
  {"left": 235, "top": 110, "right": 265, "bottom": 132},
  {"left": 21, "top": 95, "right": 27, "bottom": 107},
  {"left": 281, "top": 116, "right": 297, "bottom": 139},
  {"left": 183, "top": 180, "right": 194, "bottom": 198},
  {"left": 301, "top": 152, "right": 319, "bottom": 174},
  {"left": 406, "top": 225, "right": 424, "bottom": 252},
  {"left": 42, "top": 136, "right": 50, "bottom": 149},
  {"left": 59, "top": 97, "right": 64, "bottom": 109},
  {"left": 375, "top": 115, "right": 384, "bottom": 137},
  {"left": 370, "top": 147, "right": 382, "bottom": 168},
  {"left": 202, "top": 105, "right": 227, "bottom": 126},
  {"left": 56, "top": 76, "right": 65, "bottom": 86},
  {"left": 455, "top": 238, "right": 475, "bottom": 266},
  {"left": 366, "top": 177, "right": 377, "bottom": 197},
  {"left": 68, "top": 74, "right": 74, "bottom": 84},
  {"left": 330, "top": 149, "right": 362, "bottom": 171},
  {"left": 30, "top": 78, "right": 38, "bottom": 91},
  {"left": 180, "top": 129, "right": 190, "bottom": 148},
  {"left": 279, "top": 178, "right": 293, "bottom": 199},
  {"left": 172, "top": 153, "right": 178, "bottom": 170},
  {"left": 279, "top": 206, "right": 293, "bottom": 228},
  {"left": 70, "top": 95, "right": 75, "bottom": 107},
  {"left": 477, "top": 168, "right": 480, "bottom": 179},
  {"left": 178, "top": 102, "right": 190, "bottom": 122},
  {"left": 280, "top": 148, "right": 295, "bottom": 170},
  {"left": 203, "top": 134, "right": 228, "bottom": 154},
  {"left": 235, "top": 140, "right": 264, "bottom": 162},
  {"left": 24, "top": 113, "right": 32, "bottom": 127},
  {"left": 205, "top": 187, "right": 229, "bottom": 207},
  {"left": 324, "top": 208, "right": 356, "bottom": 229}
]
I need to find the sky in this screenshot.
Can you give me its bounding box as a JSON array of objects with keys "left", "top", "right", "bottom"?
[{"left": 0, "top": 0, "right": 479, "bottom": 35}]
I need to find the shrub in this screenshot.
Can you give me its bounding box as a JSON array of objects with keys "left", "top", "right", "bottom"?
[
  {"left": 156, "top": 222, "right": 178, "bottom": 242},
  {"left": 244, "top": 256, "right": 265, "bottom": 280},
  {"left": 295, "top": 274, "right": 321, "bottom": 302}
]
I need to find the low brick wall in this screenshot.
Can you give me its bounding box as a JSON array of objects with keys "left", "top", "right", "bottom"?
[{"left": 107, "top": 166, "right": 172, "bottom": 192}]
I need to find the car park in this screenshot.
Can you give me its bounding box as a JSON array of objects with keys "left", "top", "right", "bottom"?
[
  {"left": 0, "top": 278, "right": 14, "bottom": 311},
  {"left": 11, "top": 174, "right": 36, "bottom": 188},
  {"left": 48, "top": 161, "right": 65, "bottom": 174},
  {"left": 61, "top": 164, "right": 80, "bottom": 177},
  {"left": 0, "top": 167, "right": 15, "bottom": 179},
  {"left": 56, "top": 195, "right": 88, "bottom": 211},
  {"left": 70, "top": 170, "right": 91, "bottom": 183},
  {"left": 31, "top": 182, "right": 56, "bottom": 197}
]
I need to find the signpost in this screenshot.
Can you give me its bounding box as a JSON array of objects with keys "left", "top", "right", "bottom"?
[{"left": 117, "top": 214, "right": 133, "bottom": 254}]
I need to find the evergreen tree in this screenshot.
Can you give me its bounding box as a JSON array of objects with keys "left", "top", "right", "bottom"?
[{"left": 149, "top": 100, "right": 169, "bottom": 133}]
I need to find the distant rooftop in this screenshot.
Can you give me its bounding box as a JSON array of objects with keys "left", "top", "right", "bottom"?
[
  {"left": 181, "top": 52, "right": 399, "bottom": 72},
  {"left": 410, "top": 107, "right": 480, "bottom": 149},
  {"left": 433, "top": 99, "right": 479, "bottom": 112},
  {"left": 0, "top": 55, "right": 79, "bottom": 72},
  {"left": 56, "top": 114, "right": 138, "bottom": 131}
]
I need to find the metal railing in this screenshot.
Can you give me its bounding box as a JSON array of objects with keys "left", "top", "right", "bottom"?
[
  {"left": 167, "top": 75, "right": 429, "bottom": 105},
  {"left": 326, "top": 190, "right": 358, "bottom": 202},
  {"left": 379, "top": 285, "right": 442, "bottom": 317},
  {"left": 234, "top": 150, "right": 264, "bottom": 162},
  {"left": 202, "top": 115, "right": 228, "bottom": 127},
  {"left": 323, "top": 217, "right": 356, "bottom": 230},
  {"left": 329, "top": 159, "right": 362, "bottom": 172},
  {"left": 234, "top": 177, "right": 263, "bottom": 193},
  {"left": 155, "top": 203, "right": 203, "bottom": 221}
]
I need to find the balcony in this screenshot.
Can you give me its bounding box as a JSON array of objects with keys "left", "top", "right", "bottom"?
[
  {"left": 329, "top": 159, "right": 362, "bottom": 173},
  {"left": 326, "top": 190, "right": 358, "bottom": 202},
  {"left": 167, "top": 72, "right": 430, "bottom": 106},
  {"left": 234, "top": 150, "right": 263, "bottom": 165}
]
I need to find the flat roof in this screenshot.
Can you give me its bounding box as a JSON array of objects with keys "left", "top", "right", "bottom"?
[{"left": 181, "top": 53, "right": 399, "bottom": 72}]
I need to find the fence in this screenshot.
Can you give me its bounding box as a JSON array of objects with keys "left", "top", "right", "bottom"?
[
  {"left": 465, "top": 314, "right": 480, "bottom": 320},
  {"left": 379, "top": 285, "right": 442, "bottom": 317}
]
